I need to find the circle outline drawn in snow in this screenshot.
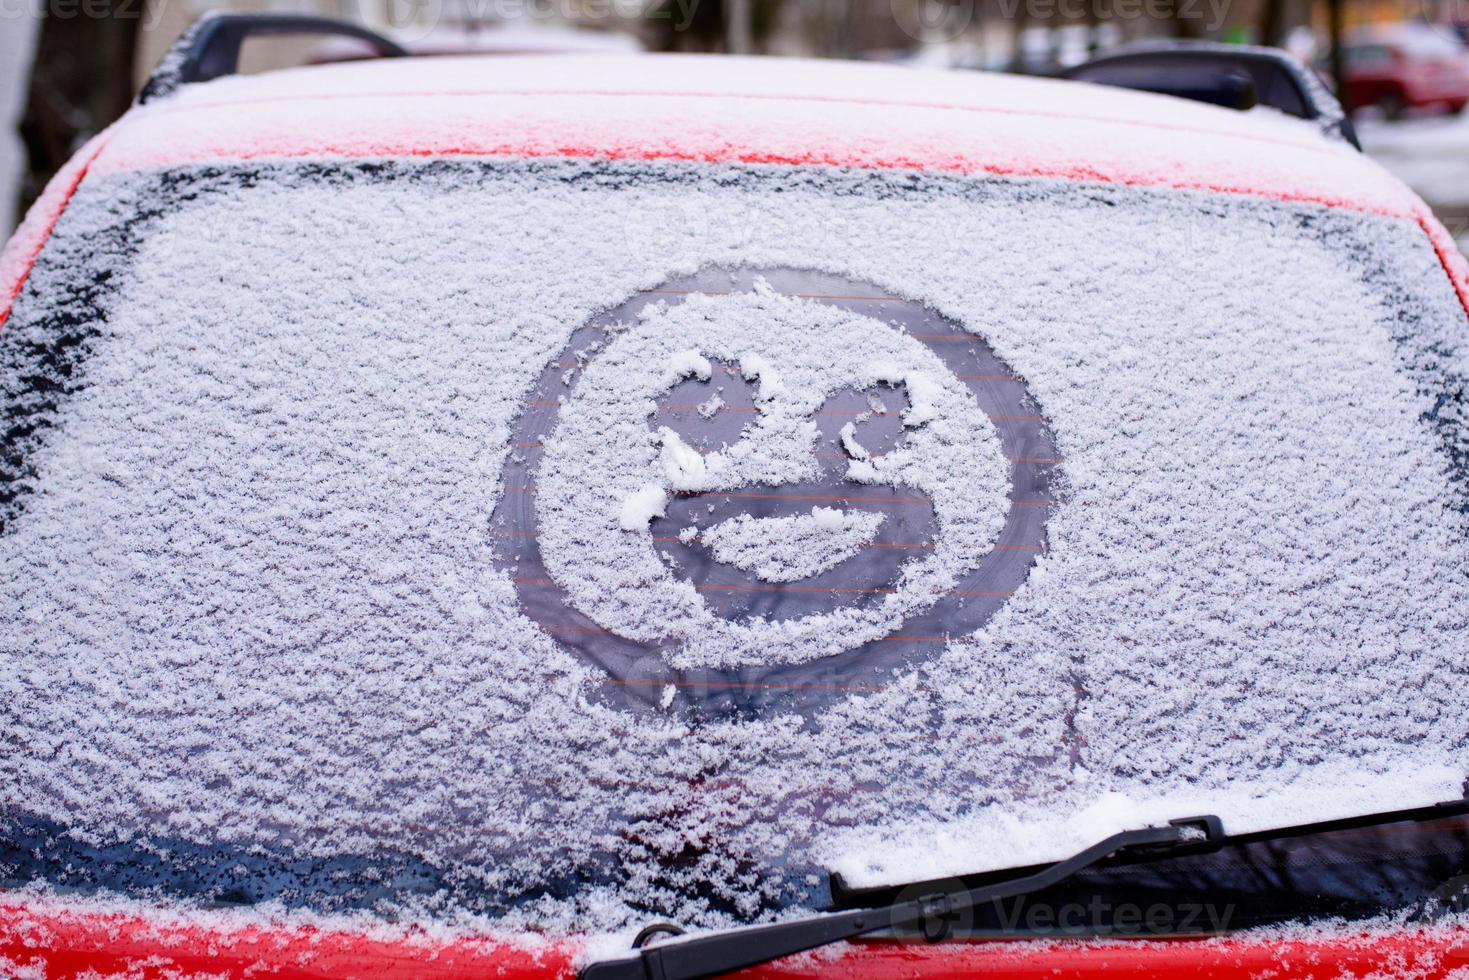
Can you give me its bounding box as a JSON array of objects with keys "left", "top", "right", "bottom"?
[{"left": 491, "top": 267, "right": 1060, "bottom": 719}]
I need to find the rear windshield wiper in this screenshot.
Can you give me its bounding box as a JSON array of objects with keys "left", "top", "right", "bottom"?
[
  {"left": 581, "top": 790, "right": 1469, "bottom": 980},
  {"left": 580, "top": 815, "right": 1222, "bottom": 980}
]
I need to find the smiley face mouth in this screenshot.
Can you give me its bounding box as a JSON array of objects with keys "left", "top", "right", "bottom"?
[
  {"left": 690, "top": 504, "right": 888, "bottom": 582},
  {"left": 651, "top": 482, "right": 938, "bottom": 623}
]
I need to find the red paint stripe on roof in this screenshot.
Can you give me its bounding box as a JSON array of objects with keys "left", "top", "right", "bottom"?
[{"left": 107, "top": 137, "right": 1414, "bottom": 220}]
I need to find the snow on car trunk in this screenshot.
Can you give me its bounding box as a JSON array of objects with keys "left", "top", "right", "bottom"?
[{"left": 1, "top": 161, "right": 1467, "bottom": 932}]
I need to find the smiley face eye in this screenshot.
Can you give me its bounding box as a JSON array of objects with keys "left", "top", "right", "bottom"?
[
  {"left": 654, "top": 358, "right": 757, "bottom": 452},
  {"left": 818, "top": 383, "right": 912, "bottom": 462}
]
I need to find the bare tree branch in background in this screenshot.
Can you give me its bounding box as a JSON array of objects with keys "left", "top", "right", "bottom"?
[
  {"left": 1326, "top": 0, "right": 1346, "bottom": 97},
  {"left": 1006, "top": 0, "right": 1031, "bottom": 72},
  {"left": 1167, "top": 0, "right": 1202, "bottom": 39},
  {"left": 19, "top": 0, "right": 139, "bottom": 216},
  {"left": 1255, "top": 0, "right": 1288, "bottom": 47}
]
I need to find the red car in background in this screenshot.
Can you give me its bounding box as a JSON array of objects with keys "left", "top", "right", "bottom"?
[{"left": 1340, "top": 24, "right": 1469, "bottom": 118}]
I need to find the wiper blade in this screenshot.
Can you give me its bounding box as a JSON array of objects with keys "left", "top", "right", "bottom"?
[
  {"left": 579, "top": 815, "right": 1223, "bottom": 980},
  {"left": 829, "top": 787, "right": 1469, "bottom": 910},
  {"left": 583, "top": 786, "right": 1469, "bottom": 980}
]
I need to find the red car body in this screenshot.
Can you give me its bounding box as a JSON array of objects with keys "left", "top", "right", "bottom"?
[
  {"left": 5, "top": 898, "right": 1469, "bottom": 978},
  {"left": 1340, "top": 25, "right": 1469, "bottom": 118},
  {"left": 3, "top": 43, "right": 1469, "bottom": 980}
]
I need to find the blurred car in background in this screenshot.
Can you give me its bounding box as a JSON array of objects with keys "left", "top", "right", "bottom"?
[
  {"left": 1339, "top": 24, "right": 1469, "bottom": 119},
  {"left": 1059, "top": 40, "right": 1363, "bottom": 147}
]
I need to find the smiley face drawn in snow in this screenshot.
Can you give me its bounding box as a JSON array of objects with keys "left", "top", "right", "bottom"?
[{"left": 492, "top": 269, "right": 1060, "bottom": 717}]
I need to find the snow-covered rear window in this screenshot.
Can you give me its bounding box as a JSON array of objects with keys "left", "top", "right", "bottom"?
[{"left": 1, "top": 161, "right": 1468, "bottom": 935}]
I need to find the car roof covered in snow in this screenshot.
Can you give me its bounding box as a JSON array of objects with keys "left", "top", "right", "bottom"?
[{"left": 86, "top": 53, "right": 1422, "bottom": 217}]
